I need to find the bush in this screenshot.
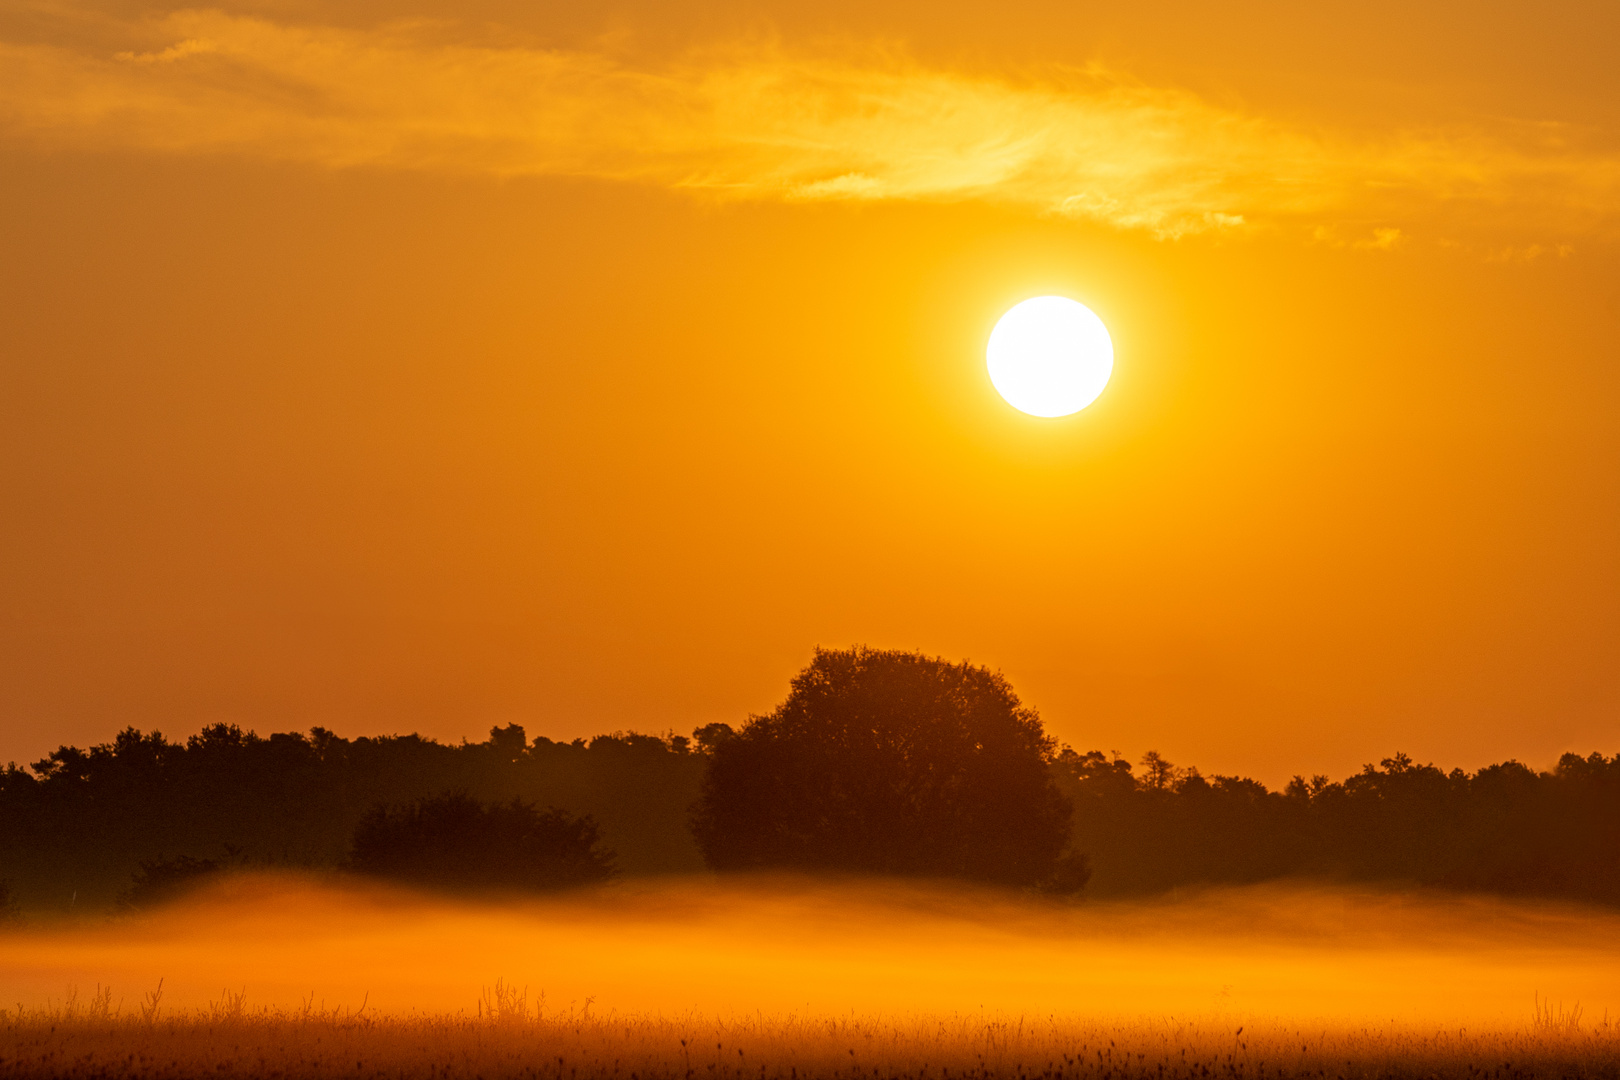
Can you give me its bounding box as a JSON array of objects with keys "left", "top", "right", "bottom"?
[
  {"left": 117, "top": 855, "right": 223, "bottom": 909},
  {"left": 691, "top": 647, "right": 1076, "bottom": 889},
  {"left": 350, "top": 793, "right": 616, "bottom": 892}
]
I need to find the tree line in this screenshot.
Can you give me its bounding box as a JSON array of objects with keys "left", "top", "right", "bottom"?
[
  {"left": 1, "top": 647, "right": 1616, "bottom": 911},
  {"left": 0, "top": 724, "right": 712, "bottom": 909},
  {"left": 1053, "top": 746, "right": 1620, "bottom": 902}
]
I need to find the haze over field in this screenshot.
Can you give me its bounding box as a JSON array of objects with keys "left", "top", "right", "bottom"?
[{"left": 5, "top": 876, "right": 1620, "bottom": 1024}]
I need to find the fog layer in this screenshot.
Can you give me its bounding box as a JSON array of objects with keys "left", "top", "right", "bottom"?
[{"left": 3, "top": 876, "right": 1617, "bottom": 1025}]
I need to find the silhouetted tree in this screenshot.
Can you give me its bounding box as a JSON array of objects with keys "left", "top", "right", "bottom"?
[
  {"left": 487, "top": 724, "right": 529, "bottom": 762},
  {"left": 692, "top": 723, "right": 736, "bottom": 755},
  {"left": 350, "top": 793, "right": 615, "bottom": 892},
  {"left": 1139, "top": 751, "right": 1177, "bottom": 792},
  {"left": 691, "top": 647, "right": 1077, "bottom": 889}
]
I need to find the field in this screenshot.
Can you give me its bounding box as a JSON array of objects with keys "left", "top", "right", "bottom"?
[
  {"left": 3, "top": 877, "right": 1619, "bottom": 1078},
  {"left": 3, "top": 1003, "right": 1615, "bottom": 1080}
]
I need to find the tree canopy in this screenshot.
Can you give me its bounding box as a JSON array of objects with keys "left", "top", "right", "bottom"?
[{"left": 691, "top": 647, "right": 1080, "bottom": 888}]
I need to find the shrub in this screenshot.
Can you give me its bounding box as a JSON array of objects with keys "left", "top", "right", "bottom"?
[
  {"left": 350, "top": 793, "right": 616, "bottom": 892},
  {"left": 117, "top": 855, "right": 222, "bottom": 909}
]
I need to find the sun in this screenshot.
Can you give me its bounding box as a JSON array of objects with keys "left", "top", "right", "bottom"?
[{"left": 986, "top": 296, "right": 1114, "bottom": 417}]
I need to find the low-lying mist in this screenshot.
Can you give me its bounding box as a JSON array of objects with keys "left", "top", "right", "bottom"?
[{"left": 3, "top": 875, "right": 1617, "bottom": 1028}]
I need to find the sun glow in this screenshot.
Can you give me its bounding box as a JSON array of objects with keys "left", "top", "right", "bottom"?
[{"left": 986, "top": 296, "right": 1114, "bottom": 417}]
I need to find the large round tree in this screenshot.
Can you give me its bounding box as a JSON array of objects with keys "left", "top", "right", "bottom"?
[{"left": 691, "top": 647, "right": 1078, "bottom": 888}]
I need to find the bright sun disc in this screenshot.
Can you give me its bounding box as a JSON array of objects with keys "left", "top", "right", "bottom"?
[{"left": 986, "top": 296, "right": 1114, "bottom": 417}]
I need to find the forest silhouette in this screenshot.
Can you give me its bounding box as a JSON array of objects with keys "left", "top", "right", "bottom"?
[{"left": 1, "top": 648, "right": 1617, "bottom": 912}]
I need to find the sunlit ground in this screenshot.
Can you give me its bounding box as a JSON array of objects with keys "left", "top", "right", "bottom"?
[{"left": 3, "top": 876, "right": 1618, "bottom": 1077}]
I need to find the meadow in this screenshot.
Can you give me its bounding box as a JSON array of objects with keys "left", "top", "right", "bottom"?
[
  {"left": 2, "top": 997, "right": 1614, "bottom": 1080},
  {"left": 3, "top": 875, "right": 1619, "bottom": 1078}
]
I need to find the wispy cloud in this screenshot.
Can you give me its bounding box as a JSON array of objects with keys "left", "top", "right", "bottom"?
[{"left": 2, "top": 9, "right": 1616, "bottom": 239}]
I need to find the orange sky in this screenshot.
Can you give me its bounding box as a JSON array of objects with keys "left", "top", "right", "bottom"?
[{"left": 2, "top": 0, "right": 1618, "bottom": 783}]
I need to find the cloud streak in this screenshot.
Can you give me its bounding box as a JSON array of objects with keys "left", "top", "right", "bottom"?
[{"left": 3, "top": 9, "right": 1617, "bottom": 238}]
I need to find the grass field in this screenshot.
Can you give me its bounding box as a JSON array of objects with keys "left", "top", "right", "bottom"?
[{"left": 2, "top": 999, "right": 1615, "bottom": 1080}]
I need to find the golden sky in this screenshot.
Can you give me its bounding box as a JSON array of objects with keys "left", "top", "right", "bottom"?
[{"left": 2, "top": 0, "right": 1618, "bottom": 781}]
